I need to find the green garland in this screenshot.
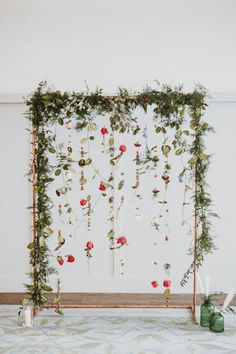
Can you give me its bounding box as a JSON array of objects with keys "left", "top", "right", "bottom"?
[{"left": 25, "top": 82, "right": 216, "bottom": 309}]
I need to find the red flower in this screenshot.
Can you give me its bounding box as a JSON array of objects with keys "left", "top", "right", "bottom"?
[
  {"left": 101, "top": 127, "right": 108, "bottom": 135},
  {"left": 67, "top": 255, "right": 75, "bottom": 263},
  {"left": 162, "top": 175, "right": 169, "bottom": 181},
  {"left": 119, "top": 145, "right": 127, "bottom": 152},
  {"left": 57, "top": 257, "right": 64, "bottom": 266},
  {"left": 142, "top": 94, "right": 149, "bottom": 100},
  {"left": 86, "top": 241, "right": 94, "bottom": 250},
  {"left": 152, "top": 188, "right": 160, "bottom": 195},
  {"left": 80, "top": 199, "right": 87, "bottom": 206},
  {"left": 117, "top": 236, "right": 127, "bottom": 245},
  {"left": 99, "top": 183, "right": 106, "bottom": 191},
  {"left": 151, "top": 280, "right": 158, "bottom": 288},
  {"left": 163, "top": 280, "right": 171, "bottom": 288}
]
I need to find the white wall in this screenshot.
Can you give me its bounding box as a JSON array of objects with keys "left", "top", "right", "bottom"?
[
  {"left": 0, "top": 103, "right": 30, "bottom": 291},
  {"left": 0, "top": 0, "right": 236, "bottom": 293},
  {"left": 0, "top": 98, "right": 235, "bottom": 294},
  {"left": 0, "top": 0, "right": 236, "bottom": 94}
]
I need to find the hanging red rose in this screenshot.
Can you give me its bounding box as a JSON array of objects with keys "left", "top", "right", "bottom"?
[
  {"left": 119, "top": 145, "right": 127, "bottom": 152},
  {"left": 162, "top": 175, "right": 170, "bottom": 182},
  {"left": 101, "top": 127, "right": 108, "bottom": 135},
  {"left": 151, "top": 280, "right": 158, "bottom": 288},
  {"left": 85, "top": 241, "right": 94, "bottom": 259},
  {"left": 99, "top": 183, "right": 106, "bottom": 191},
  {"left": 57, "top": 256, "right": 64, "bottom": 266},
  {"left": 86, "top": 241, "right": 94, "bottom": 250},
  {"left": 80, "top": 198, "right": 87, "bottom": 206},
  {"left": 117, "top": 236, "right": 127, "bottom": 245},
  {"left": 67, "top": 255, "right": 75, "bottom": 263},
  {"left": 163, "top": 280, "right": 171, "bottom": 288},
  {"left": 141, "top": 94, "right": 149, "bottom": 101}
]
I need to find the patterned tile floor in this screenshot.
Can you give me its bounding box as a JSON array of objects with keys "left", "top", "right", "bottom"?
[{"left": 0, "top": 306, "right": 235, "bottom": 354}]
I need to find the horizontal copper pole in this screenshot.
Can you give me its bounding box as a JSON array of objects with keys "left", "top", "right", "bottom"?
[{"left": 45, "top": 305, "right": 193, "bottom": 309}]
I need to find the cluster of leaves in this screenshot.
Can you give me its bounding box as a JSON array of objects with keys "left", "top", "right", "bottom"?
[
  {"left": 25, "top": 81, "right": 216, "bottom": 311},
  {"left": 180, "top": 94, "right": 217, "bottom": 286},
  {"left": 25, "top": 84, "right": 57, "bottom": 309},
  {"left": 202, "top": 292, "right": 235, "bottom": 314}
]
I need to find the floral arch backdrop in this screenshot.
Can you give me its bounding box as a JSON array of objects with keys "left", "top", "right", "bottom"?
[{"left": 25, "top": 82, "right": 216, "bottom": 312}]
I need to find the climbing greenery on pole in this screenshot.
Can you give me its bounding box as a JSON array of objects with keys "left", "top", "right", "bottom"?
[{"left": 25, "top": 82, "right": 216, "bottom": 310}]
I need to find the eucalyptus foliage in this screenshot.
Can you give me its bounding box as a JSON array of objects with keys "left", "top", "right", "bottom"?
[{"left": 25, "top": 82, "right": 216, "bottom": 309}]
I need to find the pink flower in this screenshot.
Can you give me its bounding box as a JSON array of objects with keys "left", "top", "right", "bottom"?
[
  {"left": 80, "top": 199, "right": 87, "bottom": 206},
  {"left": 119, "top": 145, "right": 127, "bottom": 152},
  {"left": 117, "top": 236, "right": 127, "bottom": 245},
  {"left": 86, "top": 241, "right": 94, "bottom": 250},
  {"left": 101, "top": 127, "right": 108, "bottom": 135},
  {"left": 99, "top": 183, "right": 106, "bottom": 191},
  {"left": 163, "top": 280, "right": 171, "bottom": 288},
  {"left": 151, "top": 280, "right": 158, "bottom": 288},
  {"left": 66, "top": 122, "right": 73, "bottom": 130}
]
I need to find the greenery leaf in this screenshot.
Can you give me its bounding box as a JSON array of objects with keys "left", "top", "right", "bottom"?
[
  {"left": 89, "top": 122, "right": 97, "bottom": 131},
  {"left": 175, "top": 148, "right": 183, "bottom": 156},
  {"left": 48, "top": 147, "right": 56, "bottom": 153},
  {"left": 63, "top": 164, "right": 69, "bottom": 170},
  {"left": 55, "top": 169, "right": 61, "bottom": 176},
  {"left": 42, "top": 284, "right": 53, "bottom": 292},
  {"left": 164, "top": 288, "right": 171, "bottom": 300},
  {"left": 162, "top": 145, "right": 171, "bottom": 155},
  {"left": 58, "top": 118, "right": 64, "bottom": 126},
  {"left": 188, "top": 156, "right": 197, "bottom": 167},
  {"left": 107, "top": 229, "right": 114, "bottom": 238},
  {"left": 109, "top": 137, "right": 114, "bottom": 146},
  {"left": 85, "top": 158, "right": 92, "bottom": 165},
  {"left": 27, "top": 242, "right": 34, "bottom": 250},
  {"left": 118, "top": 180, "right": 124, "bottom": 190},
  {"left": 80, "top": 137, "right": 88, "bottom": 144}
]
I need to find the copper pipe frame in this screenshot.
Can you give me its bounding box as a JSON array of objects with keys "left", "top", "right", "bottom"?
[
  {"left": 45, "top": 305, "right": 193, "bottom": 309},
  {"left": 31, "top": 123, "right": 37, "bottom": 314},
  {"left": 31, "top": 123, "right": 36, "bottom": 241},
  {"left": 192, "top": 176, "right": 198, "bottom": 324},
  {"left": 31, "top": 121, "right": 198, "bottom": 323}
]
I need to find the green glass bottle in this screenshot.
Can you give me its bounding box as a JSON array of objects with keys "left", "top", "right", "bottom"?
[
  {"left": 200, "top": 301, "right": 214, "bottom": 327},
  {"left": 209, "top": 312, "right": 224, "bottom": 333}
]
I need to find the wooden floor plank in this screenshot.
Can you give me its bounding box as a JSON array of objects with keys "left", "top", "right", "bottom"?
[{"left": 0, "top": 293, "right": 235, "bottom": 306}]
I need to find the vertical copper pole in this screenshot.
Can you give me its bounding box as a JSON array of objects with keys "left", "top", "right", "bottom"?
[
  {"left": 31, "top": 122, "right": 40, "bottom": 316},
  {"left": 193, "top": 171, "right": 198, "bottom": 324},
  {"left": 111, "top": 132, "right": 115, "bottom": 278},
  {"left": 31, "top": 122, "right": 36, "bottom": 240}
]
